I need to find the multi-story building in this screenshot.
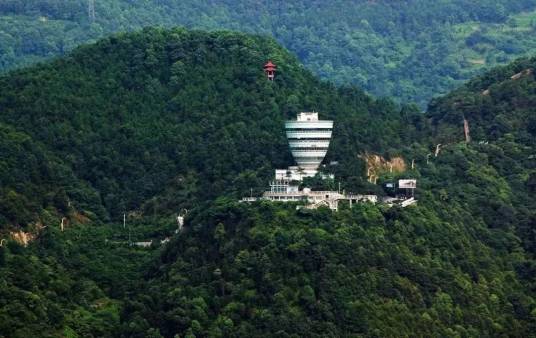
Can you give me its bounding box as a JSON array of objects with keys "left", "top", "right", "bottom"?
[
  {"left": 240, "top": 111, "right": 419, "bottom": 210},
  {"left": 281, "top": 112, "right": 334, "bottom": 179}
]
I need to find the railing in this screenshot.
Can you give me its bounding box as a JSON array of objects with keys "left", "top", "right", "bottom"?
[
  {"left": 290, "top": 148, "right": 329, "bottom": 152},
  {"left": 285, "top": 128, "right": 332, "bottom": 132},
  {"left": 286, "top": 131, "right": 332, "bottom": 139},
  {"left": 263, "top": 192, "right": 305, "bottom": 196},
  {"left": 285, "top": 121, "right": 333, "bottom": 129},
  {"left": 288, "top": 142, "right": 331, "bottom": 148}
]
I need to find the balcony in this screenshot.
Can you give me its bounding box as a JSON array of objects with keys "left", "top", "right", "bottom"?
[{"left": 286, "top": 130, "right": 332, "bottom": 139}]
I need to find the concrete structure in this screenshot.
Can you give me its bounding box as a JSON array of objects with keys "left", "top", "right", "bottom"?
[
  {"left": 240, "top": 111, "right": 421, "bottom": 211},
  {"left": 285, "top": 112, "right": 333, "bottom": 177},
  {"left": 275, "top": 167, "right": 307, "bottom": 181},
  {"left": 274, "top": 166, "right": 334, "bottom": 181},
  {"left": 398, "top": 179, "right": 417, "bottom": 189},
  {"left": 398, "top": 179, "right": 416, "bottom": 198},
  {"left": 242, "top": 180, "right": 378, "bottom": 211},
  {"left": 382, "top": 196, "right": 417, "bottom": 208},
  {"left": 270, "top": 112, "right": 334, "bottom": 181}
]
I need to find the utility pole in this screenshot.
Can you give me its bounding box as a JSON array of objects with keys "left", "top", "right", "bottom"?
[
  {"left": 434, "top": 144, "right": 442, "bottom": 157},
  {"left": 88, "top": 0, "right": 96, "bottom": 22}
]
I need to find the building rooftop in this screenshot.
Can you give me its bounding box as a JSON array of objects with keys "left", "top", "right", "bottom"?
[{"left": 296, "top": 112, "right": 319, "bottom": 122}]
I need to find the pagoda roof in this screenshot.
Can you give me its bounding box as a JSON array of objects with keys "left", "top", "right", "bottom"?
[{"left": 264, "top": 61, "right": 277, "bottom": 69}]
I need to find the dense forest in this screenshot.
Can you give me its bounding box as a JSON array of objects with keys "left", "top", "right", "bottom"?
[
  {"left": 0, "top": 29, "right": 535, "bottom": 337},
  {"left": 0, "top": 27, "right": 425, "bottom": 229},
  {"left": 2, "top": 0, "right": 536, "bottom": 106}
]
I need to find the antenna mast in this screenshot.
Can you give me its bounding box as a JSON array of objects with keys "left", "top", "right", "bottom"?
[{"left": 88, "top": 0, "right": 96, "bottom": 22}]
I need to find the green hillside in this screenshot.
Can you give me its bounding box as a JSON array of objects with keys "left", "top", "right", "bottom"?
[
  {"left": 2, "top": 1, "right": 536, "bottom": 106},
  {"left": 122, "top": 51, "right": 536, "bottom": 337},
  {"left": 0, "top": 27, "right": 422, "bottom": 231},
  {"left": 426, "top": 56, "right": 536, "bottom": 258},
  {"left": 124, "top": 199, "right": 534, "bottom": 337},
  {"left": 0, "top": 29, "right": 534, "bottom": 337}
]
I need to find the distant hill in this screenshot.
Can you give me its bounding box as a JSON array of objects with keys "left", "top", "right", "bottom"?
[
  {"left": 0, "top": 28, "right": 534, "bottom": 337},
  {"left": 2, "top": 0, "right": 536, "bottom": 106}
]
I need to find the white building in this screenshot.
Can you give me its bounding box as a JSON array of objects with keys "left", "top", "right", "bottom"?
[
  {"left": 240, "top": 111, "right": 385, "bottom": 211},
  {"left": 283, "top": 112, "right": 334, "bottom": 179},
  {"left": 241, "top": 180, "right": 378, "bottom": 211}
]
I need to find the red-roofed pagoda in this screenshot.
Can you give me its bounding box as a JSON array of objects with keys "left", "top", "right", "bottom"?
[{"left": 263, "top": 60, "right": 277, "bottom": 81}]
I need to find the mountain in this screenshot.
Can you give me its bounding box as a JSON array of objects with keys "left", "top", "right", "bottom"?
[
  {"left": 0, "top": 27, "right": 423, "bottom": 232},
  {"left": 121, "top": 52, "right": 536, "bottom": 337},
  {"left": 0, "top": 29, "right": 535, "bottom": 337},
  {"left": 2, "top": 1, "right": 536, "bottom": 106},
  {"left": 122, "top": 55, "right": 536, "bottom": 337},
  {"left": 123, "top": 199, "right": 534, "bottom": 337},
  {"left": 0, "top": 27, "right": 423, "bottom": 337},
  {"left": 427, "top": 56, "right": 536, "bottom": 258}
]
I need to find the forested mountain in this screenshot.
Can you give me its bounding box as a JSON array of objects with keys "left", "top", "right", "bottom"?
[
  {"left": 123, "top": 52, "right": 536, "bottom": 337},
  {"left": 0, "top": 29, "right": 535, "bottom": 337},
  {"left": 426, "top": 56, "right": 536, "bottom": 259},
  {"left": 2, "top": 0, "right": 536, "bottom": 106},
  {"left": 0, "top": 27, "right": 423, "bottom": 231}
]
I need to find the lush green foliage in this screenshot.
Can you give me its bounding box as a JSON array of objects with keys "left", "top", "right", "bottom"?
[
  {"left": 121, "top": 197, "right": 534, "bottom": 337},
  {"left": 0, "top": 223, "right": 158, "bottom": 338},
  {"left": 0, "top": 27, "right": 422, "bottom": 230},
  {"left": 3, "top": 0, "right": 536, "bottom": 105},
  {"left": 426, "top": 56, "right": 536, "bottom": 259},
  {"left": 122, "top": 53, "right": 536, "bottom": 335},
  {"left": 0, "top": 29, "right": 535, "bottom": 337}
]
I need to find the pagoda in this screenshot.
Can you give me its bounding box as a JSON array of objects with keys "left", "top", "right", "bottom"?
[{"left": 263, "top": 60, "right": 277, "bottom": 81}]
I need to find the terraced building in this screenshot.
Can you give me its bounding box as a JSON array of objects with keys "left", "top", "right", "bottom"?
[{"left": 275, "top": 112, "right": 333, "bottom": 180}]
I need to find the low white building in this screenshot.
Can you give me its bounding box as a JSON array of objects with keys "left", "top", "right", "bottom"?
[{"left": 242, "top": 180, "right": 378, "bottom": 211}]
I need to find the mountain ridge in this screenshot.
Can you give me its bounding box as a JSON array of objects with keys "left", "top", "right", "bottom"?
[
  {"left": 0, "top": 28, "right": 534, "bottom": 338},
  {"left": 0, "top": 27, "right": 423, "bottom": 231},
  {"left": 3, "top": 0, "right": 536, "bottom": 106}
]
